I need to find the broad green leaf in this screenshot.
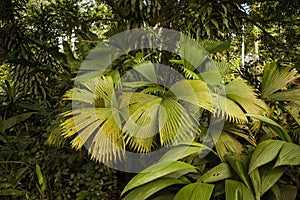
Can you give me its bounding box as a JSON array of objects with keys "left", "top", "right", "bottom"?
[
  {"left": 174, "top": 183, "right": 214, "bottom": 200},
  {"left": 249, "top": 168, "right": 261, "bottom": 199},
  {"left": 225, "top": 180, "right": 255, "bottom": 200},
  {"left": 166, "top": 168, "right": 197, "bottom": 179},
  {"left": 122, "top": 161, "right": 195, "bottom": 195},
  {"left": 123, "top": 178, "right": 186, "bottom": 200},
  {"left": 197, "top": 162, "right": 233, "bottom": 183},
  {"left": 248, "top": 140, "right": 285, "bottom": 174},
  {"left": 246, "top": 114, "right": 292, "bottom": 142},
  {"left": 260, "top": 163, "right": 285, "bottom": 195},
  {"left": 226, "top": 154, "right": 252, "bottom": 189},
  {"left": 159, "top": 142, "right": 215, "bottom": 163},
  {"left": 274, "top": 142, "right": 300, "bottom": 167}
]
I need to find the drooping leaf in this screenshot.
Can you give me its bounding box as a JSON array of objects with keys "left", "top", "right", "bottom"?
[
  {"left": 174, "top": 183, "right": 214, "bottom": 200},
  {"left": 225, "top": 77, "right": 268, "bottom": 115},
  {"left": 4, "top": 112, "right": 35, "bottom": 130}
]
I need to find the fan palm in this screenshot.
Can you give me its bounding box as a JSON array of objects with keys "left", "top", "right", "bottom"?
[{"left": 58, "top": 34, "right": 268, "bottom": 163}]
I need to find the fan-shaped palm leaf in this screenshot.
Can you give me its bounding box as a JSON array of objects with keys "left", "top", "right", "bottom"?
[
  {"left": 61, "top": 76, "right": 125, "bottom": 163},
  {"left": 261, "top": 62, "right": 300, "bottom": 99}
]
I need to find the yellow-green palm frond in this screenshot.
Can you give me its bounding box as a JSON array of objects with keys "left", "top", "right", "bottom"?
[
  {"left": 61, "top": 76, "right": 125, "bottom": 163},
  {"left": 225, "top": 77, "right": 269, "bottom": 115},
  {"left": 261, "top": 62, "right": 300, "bottom": 99},
  {"left": 158, "top": 98, "right": 199, "bottom": 146},
  {"left": 122, "top": 92, "right": 162, "bottom": 153},
  {"left": 211, "top": 77, "right": 269, "bottom": 123},
  {"left": 268, "top": 88, "right": 300, "bottom": 102},
  {"left": 168, "top": 79, "right": 213, "bottom": 112}
]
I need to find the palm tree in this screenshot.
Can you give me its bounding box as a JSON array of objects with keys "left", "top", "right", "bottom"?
[{"left": 58, "top": 32, "right": 268, "bottom": 164}]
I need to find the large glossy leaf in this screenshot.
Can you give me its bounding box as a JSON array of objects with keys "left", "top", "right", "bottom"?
[
  {"left": 174, "top": 183, "right": 214, "bottom": 200},
  {"left": 274, "top": 142, "right": 300, "bottom": 167},
  {"left": 122, "top": 161, "right": 195, "bottom": 195},
  {"left": 260, "top": 163, "right": 285, "bottom": 195},
  {"left": 246, "top": 114, "right": 292, "bottom": 142},
  {"left": 123, "top": 178, "right": 186, "bottom": 200},
  {"left": 248, "top": 140, "right": 285, "bottom": 174},
  {"left": 225, "top": 180, "right": 255, "bottom": 200},
  {"left": 197, "top": 162, "right": 233, "bottom": 183}
]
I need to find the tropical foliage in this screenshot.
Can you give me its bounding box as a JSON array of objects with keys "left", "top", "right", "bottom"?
[{"left": 0, "top": 0, "right": 299, "bottom": 199}]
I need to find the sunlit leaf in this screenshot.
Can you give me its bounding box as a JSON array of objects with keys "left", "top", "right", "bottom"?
[{"left": 174, "top": 183, "right": 214, "bottom": 200}]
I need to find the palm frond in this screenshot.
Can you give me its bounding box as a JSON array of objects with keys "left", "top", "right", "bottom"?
[
  {"left": 261, "top": 62, "right": 300, "bottom": 98},
  {"left": 198, "top": 39, "right": 231, "bottom": 54},
  {"left": 122, "top": 93, "right": 162, "bottom": 152},
  {"left": 168, "top": 80, "right": 212, "bottom": 112},
  {"left": 158, "top": 98, "right": 199, "bottom": 146},
  {"left": 286, "top": 101, "right": 300, "bottom": 127},
  {"left": 61, "top": 76, "right": 125, "bottom": 163},
  {"left": 226, "top": 77, "right": 269, "bottom": 115},
  {"left": 268, "top": 88, "right": 300, "bottom": 102}
]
